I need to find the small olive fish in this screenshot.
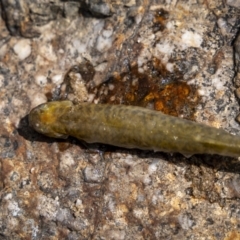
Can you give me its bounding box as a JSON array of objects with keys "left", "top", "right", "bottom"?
[{"left": 29, "top": 100, "right": 240, "bottom": 157}]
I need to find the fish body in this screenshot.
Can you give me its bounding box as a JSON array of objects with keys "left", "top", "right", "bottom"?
[{"left": 29, "top": 101, "right": 240, "bottom": 157}]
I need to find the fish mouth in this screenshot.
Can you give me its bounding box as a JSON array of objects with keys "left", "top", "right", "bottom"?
[{"left": 28, "top": 101, "right": 73, "bottom": 139}]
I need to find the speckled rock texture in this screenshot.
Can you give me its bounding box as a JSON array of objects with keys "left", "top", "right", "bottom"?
[{"left": 1, "top": 0, "right": 240, "bottom": 239}]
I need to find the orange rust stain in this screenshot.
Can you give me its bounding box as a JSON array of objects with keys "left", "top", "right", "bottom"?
[
  {"left": 125, "top": 92, "right": 136, "bottom": 103},
  {"left": 154, "top": 82, "right": 193, "bottom": 117},
  {"left": 91, "top": 59, "right": 199, "bottom": 120},
  {"left": 60, "top": 48, "right": 200, "bottom": 121}
]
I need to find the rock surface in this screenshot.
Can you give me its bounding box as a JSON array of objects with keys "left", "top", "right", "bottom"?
[{"left": 1, "top": 0, "right": 240, "bottom": 239}]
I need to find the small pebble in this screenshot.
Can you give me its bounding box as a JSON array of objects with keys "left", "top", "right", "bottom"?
[{"left": 13, "top": 39, "right": 31, "bottom": 60}]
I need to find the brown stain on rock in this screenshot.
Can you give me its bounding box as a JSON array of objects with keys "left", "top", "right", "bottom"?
[
  {"left": 60, "top": 57, "right": 200, "bottom": 121},
  {"left": 152, "top": 8, "right": 169, "bottom": 32},
  {"left": 91, "top": 59, "right": 200, "bottom": 120}
]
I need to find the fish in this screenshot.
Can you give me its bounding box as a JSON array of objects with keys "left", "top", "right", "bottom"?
[{"left": 28, "top": 100, "right": 240, "bottom": 157}]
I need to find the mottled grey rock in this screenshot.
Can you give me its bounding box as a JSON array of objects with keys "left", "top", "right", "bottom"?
[
  {"left": 1, "top": 0, "right": 240, "bottom": 239},
  {"left": 83, "top": 0, "right": 114, "bottom": 17},
  {"left": 1, "top": 0, "right": 41, "bottom": 37},
  {"left": 63, "top": 2, "right": 81, "bottom": 18},
  {"left": 226, "top": 0, "right": 240, "bottom": 8}
]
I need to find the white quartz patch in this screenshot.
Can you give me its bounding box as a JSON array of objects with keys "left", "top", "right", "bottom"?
[
  {"left": 166, "top": 62, "right": 174, "bottom": 72},
  {"left": 52, "top": 74, "right": 63, "bottom": 85},
  {"left": 148, "top": 160, "right": 159, "bottom": 174},
  {"left": 72, "top": 39, "right": 88, "bottom": 54},
  {"left": 96, "top": 34, "right": 113, "bottom": 52},
  {"left": 156, "top": 42, "right": 175, "bottom": 55},
  {"left": 181, "top": 30, "right": 203, "bottom": 48},
  {"left": 7, "top": 200, "right": 21, "bottom": 217},
  {"left": 212, "top": 77, "right": 224, "bottom": 90},
  {"left": 96, "top": 25, "right": 113, "bottom": 52},
  {"left": 13, "top": 39, "right": 31, "bottom": 60},
  {"left": 59, "top": 152, "right": 75, "bottom": 172},
  {"left": 35, "top": 75, "right": 47, "bottom": 86}
]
